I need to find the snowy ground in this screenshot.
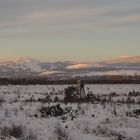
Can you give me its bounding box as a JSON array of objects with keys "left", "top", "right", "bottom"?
[{"left": 0, "top": 84, "right": 140, "bottom": 140}]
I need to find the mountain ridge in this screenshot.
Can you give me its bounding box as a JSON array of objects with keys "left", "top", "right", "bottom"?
[{"left": 0, "top": 56, "right": 139, "bottom": 78}]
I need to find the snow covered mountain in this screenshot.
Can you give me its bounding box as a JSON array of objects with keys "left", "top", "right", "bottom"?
[{"left": 0, "top": 56, "right": 140, "bottom": 78}]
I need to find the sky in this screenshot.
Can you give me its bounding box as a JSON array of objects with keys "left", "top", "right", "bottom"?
[{"left": 0, "top": 0, "right": 140, "bottom": 62}]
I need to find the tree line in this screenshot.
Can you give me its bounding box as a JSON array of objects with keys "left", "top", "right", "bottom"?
[{"left": 0, "top": 75, "right": 140, "bottom": 85}]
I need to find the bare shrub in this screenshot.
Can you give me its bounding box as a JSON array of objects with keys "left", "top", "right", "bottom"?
[
  {"left": 50, "top": 123, "right": 71, "bottom": 140},
  {"left": 0, "top": 123, "right": 24, "bottom": 138},
  {"left": 64, "top": 86, "right": 78, "bottom": 103},
  {"left": 0, "top": 96, "right": 5, "bottom": 102},
  {"left": 20, "top": 129, "right": 37, "bottom": 140},
  {"left": 4, "top": 109, "right": 11, "bottom": 118},
  {"left": 39, "top": 104, "right": 70, "bottom": 117},
  {"left": 0, "top": 123, "right": 37, "bottom": 140}
]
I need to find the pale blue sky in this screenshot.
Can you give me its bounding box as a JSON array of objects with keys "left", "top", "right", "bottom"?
[{"left": 0, "top": 0, "right": 140, "bottom": 62}]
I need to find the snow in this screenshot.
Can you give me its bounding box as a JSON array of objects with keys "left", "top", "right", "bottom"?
[
  {"left": 66, "top": 63, "right": 92, "bottom": 69},
  {"left": 107, "top": 56, "right": 140, "bottom": 64},
  {"left": 40, "top": 71, "right": 63, "bottom": 75},
  {"left": 0, "top": 84, "right": 140, "bottom": 140},
  {"left": 73, "top": 70, "right": 140, "bottom": 77},
  {"left": 13, "top": 58, "right": 43, "bottom": 72},
  {"left": 0, "top": 57, "right": 140, "bottom": 78}
]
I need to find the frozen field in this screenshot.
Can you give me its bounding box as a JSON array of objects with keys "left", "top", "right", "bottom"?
[{"left": 0, "top": 84, "right": 140, "bottom": 140}]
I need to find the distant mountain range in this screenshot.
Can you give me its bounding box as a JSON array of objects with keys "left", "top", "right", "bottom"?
[{"left": 0, "top": 56, "right": 140, "bottom": 79}]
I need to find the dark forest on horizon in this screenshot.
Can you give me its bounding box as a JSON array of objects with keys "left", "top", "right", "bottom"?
[{"left": 0, "top": 75, "right": 140, "bottom": 85}]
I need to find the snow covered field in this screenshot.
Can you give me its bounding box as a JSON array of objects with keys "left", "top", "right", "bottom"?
[{"left": 0, "top": 84, "right": 140, "bottom": 140}]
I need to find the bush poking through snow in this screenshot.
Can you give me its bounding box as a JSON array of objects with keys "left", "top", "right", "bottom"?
[
  {"left": 55, "top": 124, "right": 69, "bottom": 140},
  {"left": 0, "top": 96, "right": 5, "bottom": 103},
  {"left": 20, "top": 129, "right": 37, "bottom": 140},
  {"left": 64, "top": 86, "right": 78, "bottom": 103},
  {"left": 0, "top": 123, "right": 24, "bottom": 138},
  {"left": 86, "top": 93, "right": 99, "bottom": 103},
  {"left": 39, "top": 104, "right": 70, "bottom": 117},
  {"left": 50, "top": 123, "right": 71, "bottom": 140},
  {"left": 126, "top": 109, "right": 140, "bottom": 118},
  {"left": 0, "top": 123, "right": 37, "bottom": 140}
]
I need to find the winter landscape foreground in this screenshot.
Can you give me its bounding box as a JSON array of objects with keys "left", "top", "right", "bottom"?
[{"left": 0, "top": 84, "right": 140, "bottom": 140}]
